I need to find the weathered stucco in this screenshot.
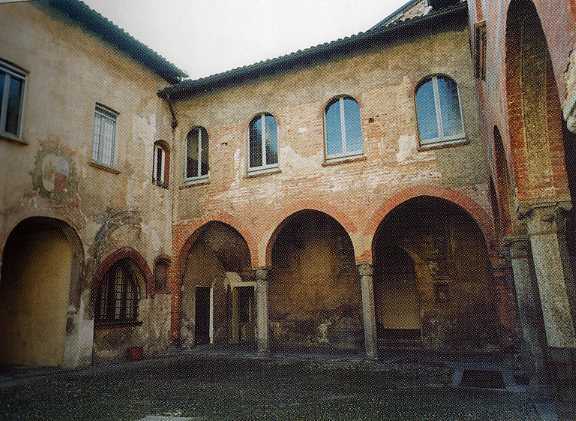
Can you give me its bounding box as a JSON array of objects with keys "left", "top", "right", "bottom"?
[{"left": 0, "top": 3, "right": 175, "bottom": 365}]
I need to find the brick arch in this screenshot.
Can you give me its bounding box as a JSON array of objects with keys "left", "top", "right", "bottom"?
[
  {"left": 363, "top": 186, "right": 496, "bottom": 263},
  {"left": 92, "top": 247, "right": 153, "bottom": 298},
  {"left": 492, "top": 126, "right": 515, "bottom": 237},
  {"left": 263, "top": 203, "right": 358, "bottom": 267},
  {"left": 171, "top": 215, "right": 256, "bottom": 343},
  {"left": 174, "top": 214, "right": 258, "bottom": 272},
  {"left": 505, "top": 0, "right": 572, "bottom": 203}
]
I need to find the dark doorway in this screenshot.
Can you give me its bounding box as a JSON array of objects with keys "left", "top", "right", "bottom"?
[
  {"left": 195, "top": 287, "right": 211, "bottom": 344},
  {"left": 238, "top": 287, "right": 255, "bottom": 343}
]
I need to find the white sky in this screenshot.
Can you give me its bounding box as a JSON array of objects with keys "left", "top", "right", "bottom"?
[{"left": 81, "top": 0, "right": 408, "bottom": 80}]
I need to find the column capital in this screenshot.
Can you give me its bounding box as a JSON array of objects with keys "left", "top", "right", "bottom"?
[
  {"left": 356, "top": 263, "right": 373, "bottom": 277},
  {"left": 254, "top": 268, "right": 269, "bottom": 281},
  {"left": 517, "top": 201, "right": 572, "bottom": 236},
  {"left": 504, "top": 235, "right": 531, "bottom": 259},
  {"left": 564, "top": 90, "right": 576, "bottom": 134}
]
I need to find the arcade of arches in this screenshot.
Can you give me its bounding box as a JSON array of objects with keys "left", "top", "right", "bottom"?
[{"left": 173, "top": 202, "right": 505, "bottom": 355}]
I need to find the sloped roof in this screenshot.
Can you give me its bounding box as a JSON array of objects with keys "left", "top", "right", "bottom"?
[
  {"left": 39, "top": 0, "right": 187, "bottom": 83},
  {"left": 160, "top": 1, "right": 467, "bottom": 100}
]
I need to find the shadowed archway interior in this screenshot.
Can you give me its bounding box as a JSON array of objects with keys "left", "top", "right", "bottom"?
[
  {"left": 268, "top": 210, "right": 363, "bottom": 352},
  {"left": 0, "top": 218, "right": 77, "bottom": 367},
  {"left": 181, "top": 222, "right": 252, "bottom": 347},
  {"left": 373, "top": 197, "right": 499, "bottom": 351}
]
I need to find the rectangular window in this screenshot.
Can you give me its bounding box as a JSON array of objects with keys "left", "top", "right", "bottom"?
[
  {"left": 92, "top": 104, "right": 118, "bottom": 167},
  {"left": 474, "top": 21, "right": 487, "bottom": 80},
  {"left": 0, "top": 60, "right": 26, "bottom": 139}
]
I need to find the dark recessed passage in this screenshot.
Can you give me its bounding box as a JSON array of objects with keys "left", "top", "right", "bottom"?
[{"left": 459, "top": 370, "right": 506, "bottom": 389}]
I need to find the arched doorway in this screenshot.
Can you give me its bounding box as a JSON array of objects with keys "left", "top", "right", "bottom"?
[
  {"left": 0, "top": 217, "right": 83, "bottom": 367},
  {"left": 372, "top": 197, "right": 499, "bottom": 351},
  {"left": 268, "top": 210, "right": 363, "bottom": 352},
  {"left": 374, "top": 246, "right": 421, "bottom": 346},
  {"left": 181, "top": 222, "right": 252, "bottom": 347}
]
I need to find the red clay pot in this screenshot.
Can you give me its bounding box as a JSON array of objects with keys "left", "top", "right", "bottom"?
[{"left": 127, "top": 346, "right": 143, "bottom": 361}]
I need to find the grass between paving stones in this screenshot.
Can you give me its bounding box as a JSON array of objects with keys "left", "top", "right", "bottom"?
[{"left": 0, "top": 357, "right": 539, "bottom": 421}]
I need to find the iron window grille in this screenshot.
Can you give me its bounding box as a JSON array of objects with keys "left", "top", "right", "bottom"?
[{"left": 95, "top": 259, "right": 139, "bottom": 325}]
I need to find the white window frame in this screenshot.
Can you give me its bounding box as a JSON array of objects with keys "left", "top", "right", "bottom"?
[
  {"left": 185, "top": 127, "right": 209, "bottom": 182},
  {"left": 324, "top": 96, "right": 364, "bottom": 160},
  {"left": 92, "top": 104, "right": 118, "bottom": 167},
  {"left": 416, "top": 76, "right": 466, "bottom": 146},
  {"left": 0, "top": 60, "right": 27, "bottom": 140},
  {"left": 248, "top": 113, "right": 279, "bottom": 172},
  {"left": 153, "top": 143, "right": 166, "bottom": 186}
]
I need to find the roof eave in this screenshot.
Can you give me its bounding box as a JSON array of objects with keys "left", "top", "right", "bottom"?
[
  {"left": 160, "top": 3, "right": 467, "bottom": 100},
  {"left": 39, "top": 0, "right": 188, "bottom": 83}
]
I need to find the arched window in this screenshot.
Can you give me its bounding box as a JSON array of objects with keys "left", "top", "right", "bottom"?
[
  {"left": 249, "top": 113, "right": 278, "bottom": 170},
  {"left": 95, "top": 259, "right": 140, "bottom": 325},
  {"left": 186, "top": 127, "right": 209, "bottom": 180},
  {"left": 153, "top": 141, "right": 169, "bottom": 187},
  {"left": 415, "top": 76, "right": 465, "bottom": 145},
  {"left": 324, "top": 96, "right": 363, "bottom": 159}
]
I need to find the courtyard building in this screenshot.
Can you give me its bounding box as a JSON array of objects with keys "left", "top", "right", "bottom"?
[{"left": 0, "top": 0, "right": 575, "bottom": 394}]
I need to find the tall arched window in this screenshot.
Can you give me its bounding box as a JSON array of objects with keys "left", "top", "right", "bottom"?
[
  {"left": 324, "top": 96, "right": 363, "bottom": 159},
  {"left": 249, "top": 113, "right": 278, "bottom": 170},
  {"left": 95, "top": 259, "right": 140, "bottom": 325},
  {"left": 186, "top": 127, "right": 209, "bottom": 180},
  {"left": 415, "top": 75, "right": 465, "bottom": 145}
]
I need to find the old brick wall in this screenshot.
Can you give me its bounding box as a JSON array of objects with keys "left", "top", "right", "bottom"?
[{"left": 171, "top": 22, "right": 500, "bottom": 350}]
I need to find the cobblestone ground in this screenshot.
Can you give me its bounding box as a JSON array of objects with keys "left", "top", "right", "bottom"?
[{"left": 0, "top": 357, "right": 541, "bottom": 421}]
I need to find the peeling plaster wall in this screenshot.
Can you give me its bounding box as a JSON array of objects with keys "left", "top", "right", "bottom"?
[
  {"left": 0, "top": 3, "right": 174, "bottom": 365},
  {"left": 269, "top": 213, "right": 363, "bottom": 352}
]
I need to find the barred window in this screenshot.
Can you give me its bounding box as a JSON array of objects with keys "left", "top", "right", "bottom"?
[
  {"left": 96, "top": 259, "right": 139, "bottom": 325},
  {"left": 92, "top": 104, "right": 118, "bottom": 167}
]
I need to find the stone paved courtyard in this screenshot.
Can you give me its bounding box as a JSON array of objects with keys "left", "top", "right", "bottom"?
[{"left": 0, "top": 355, "right": 555, "bottom": 421}]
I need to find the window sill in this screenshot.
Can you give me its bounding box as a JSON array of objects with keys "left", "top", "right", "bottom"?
[
  {"left": 180, "top": 177, "right": 209, "bottom": 189},
  {"left": 246, "top": 166, "right": 281, "bottom": 178},
  {"left": 95, "top": 321, "right": 143, "bottom": 329},
  {"left": 0, "top": 131, "right": 27, "bottom": 145},
  {"left": 152, "top": 181, "right": 170, "bottom": 189},
  {"left": 89, "top": 160, "right": 121, "bottom": 174},
  {"left": 418, "top": 137, "right": 469, "bottom": 151},
  {"left": 322, "top": 154, "right": 366, "bottom": 166}
]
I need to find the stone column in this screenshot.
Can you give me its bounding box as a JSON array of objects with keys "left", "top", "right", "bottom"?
[
  {"left": 520, "top": 204, "right": 576, "bottom": 348},
  {"left": 358, "top": 263, "right": 378, "bottom": 360},
  {"left": 507, "top": 237, "right": 548, "bottom": 384},
  {"left": 255, "top": 269, "right": 270, "bottom": 353}
]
